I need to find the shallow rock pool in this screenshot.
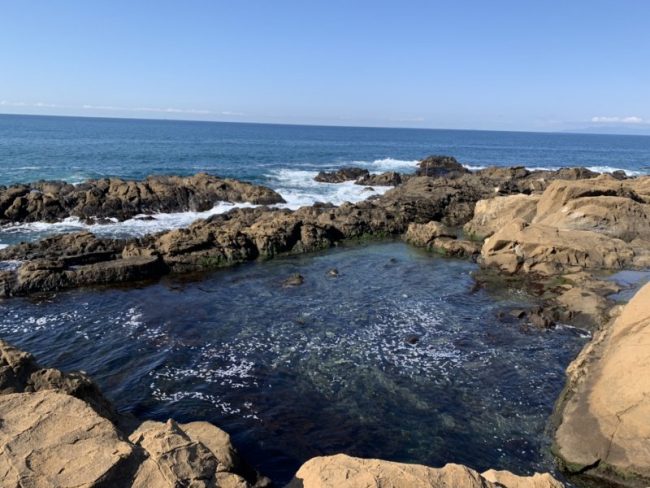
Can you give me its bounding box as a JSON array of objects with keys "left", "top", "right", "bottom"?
[{"left": 0, "top": 242, "right": 587, "bottom": 483}]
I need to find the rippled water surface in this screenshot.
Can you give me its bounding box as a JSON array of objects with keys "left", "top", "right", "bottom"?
[{"left": 0, "top": 242, "right": 587, "bottom": 483}]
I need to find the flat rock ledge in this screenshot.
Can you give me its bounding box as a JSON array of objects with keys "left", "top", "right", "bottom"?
[
  {"left": 286, "top": 454, "right": 563, "bottom": 488},
  {"left": 0, "top": 173, "right": 285, "bottom": 224},
  {"left": 0, "top": 340, "right": 564, "bottom": 487}
]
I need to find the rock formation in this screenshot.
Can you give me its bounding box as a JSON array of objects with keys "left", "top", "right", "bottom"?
[
  {"left": 314, "top": 167, "right": 369, "bottom": 183},
  {"left": 0, "top": 163, "right": 629, "bottom": 297},
  {"left": 0, "top": 339, "right": 270, "bottom": 488},
  {"left": 286, "top": 454, "right": 563, "bottom": 488},
  {"left": 553, "top": 281, "right": 650, "bottom": 487},
  {"left": 0, "top": 173, "right": 285, "bottom": 224}
]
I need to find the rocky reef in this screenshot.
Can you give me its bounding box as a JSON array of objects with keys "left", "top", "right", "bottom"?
[
  {"left": 0, "top": 173, "right": 285, "bottom": 224},
  {"left": 0, "top": 163, "right": 614, "bottom": 297}
]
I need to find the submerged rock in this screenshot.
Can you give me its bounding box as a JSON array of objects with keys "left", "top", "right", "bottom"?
[
  {"left": 286, "top": 454, "right": 563, "bottom": 488},
  {"left": 282, "top": 273, "right": 305, "bottom": 287}
]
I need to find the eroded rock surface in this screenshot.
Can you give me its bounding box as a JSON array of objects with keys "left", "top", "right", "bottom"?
[
  {"left": 0, "top": 340, "right": 270, "bottom": 488},
  {"left": 286, "top": 454, "right": 563, "bottom": 488},
  {"left": 553, "top": 281, "right": 650, "bottom": 486},
  {"left": 0, "top": 173, "right": 285, "bottom": 224}
]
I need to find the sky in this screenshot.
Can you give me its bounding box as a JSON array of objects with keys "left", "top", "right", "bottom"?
[{"left": 1, "top": 0, "right": 649, "bottom": 133}]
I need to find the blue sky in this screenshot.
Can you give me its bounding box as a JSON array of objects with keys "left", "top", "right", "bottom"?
[{"left": 1, "top": 0, "right": 649, "bottom": 132}]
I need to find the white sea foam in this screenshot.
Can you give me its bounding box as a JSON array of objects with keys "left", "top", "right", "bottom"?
[
  {"left": 0, "top": 202, "right": 258, "bottom": 239},
  {"left": 268, "top": 168, "right": 393, "bottom": 209},
  {"left": 353, "top": 157, "right": 420, "bottom": 173}
]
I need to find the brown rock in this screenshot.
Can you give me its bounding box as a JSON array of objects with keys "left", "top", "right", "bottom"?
[
  {"left": 0, "top": 173, "right": 285, "bottom": 224},
  {"left": 286, "top": 454, "right": 564, "bottom": 488},
  {"left": 554, "top": 282, "right": 650, "bottom": 484},
  {"left": 314, "top": 167, "right": 369, "bottom": 183},
  {"left": 482, "top": 469, "right": 564, "bottom": 488},
  {"left": 356, "top": 171, "right": 402, "bottom": 186},
  {"left": 0, "top": 391, "right": 134, "bottom": 488},
  {"left": 404, "top": 221, "right": 455, "bottom": 247},
  {"left": 464, "top": 194, "right": 540, "bottom": 239},
  {"left": 481, "top": 219, "right": 636, "bottom": 275},
  {"left": 417, "top": 155, "right": 469, "bottom": 178}
]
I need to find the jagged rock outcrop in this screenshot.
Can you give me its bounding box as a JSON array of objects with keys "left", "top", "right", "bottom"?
[
  {"left": 0, "top": 340, "right": 270, "bottom": 488},
  {"left": 404, "top": 221, "right": 480, "bottom": 258},
  {"left": 553, "top": 281, "right": 650, "bottom": 486},
  {"left": 0, "top": 173, "right": 285, "bottom": 224},
  {"left": 0, "top": 391, "right": 136, "bottom": 488},
  {"left": 464, "top": 194, "right": 540, "bottom": 239},
  {"left": 286, "top": 454, "right": 563, "bottom": 488},
  {"left": 416, "top": 155, "right": 470, "bottom": 178},
  {"left": 479, "top": 176, "right": 650, "bottom": 276},
  {"left": 355, "top": 171, "right": 403, "bottom": 186},
  {"left": 314, "top": 168, "right": 369, "bottom": 183}
]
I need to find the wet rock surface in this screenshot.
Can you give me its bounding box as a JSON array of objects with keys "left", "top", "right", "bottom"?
[{"left": 0, "top": 173, "right": 285, "bottom": 224}]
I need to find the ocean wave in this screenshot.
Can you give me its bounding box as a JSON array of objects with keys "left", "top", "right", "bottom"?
[
  {"left": 0, "top": 202, "right": 258, "bottom": 240},
  {"left": 353, "top": 157, "right": 420, "bottom": 172},
  {"left": 268, "top": 168, "right": 393, "bottom": 208}
]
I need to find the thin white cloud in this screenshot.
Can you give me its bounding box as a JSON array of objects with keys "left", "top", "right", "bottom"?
[
  {"left": 1, "top": 100, "right": 244, "bottom": 118},
  {"left": 1, "top": 100, "right": 63, "bottom": 108},
  {"left": 591, "top": 115, "right": 646, "bottom": 124},
  {"left": 82, "top": 104, "right": 214, "bottom": 115}
]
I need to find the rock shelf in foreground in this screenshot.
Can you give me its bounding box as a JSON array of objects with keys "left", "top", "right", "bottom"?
[{"left": 553, "top": 281, "right": 650, "bottom": 486}]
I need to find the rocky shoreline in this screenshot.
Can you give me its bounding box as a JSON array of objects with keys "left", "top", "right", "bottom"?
[
  {"left": 0, "top": 339, "right": 564, "bottom": 487},
  {"left": 1, "top": 155, "right": 649, "bottom": 486},
  {"left": 0, "top": 173, "right": 285, "bottom": 224}
]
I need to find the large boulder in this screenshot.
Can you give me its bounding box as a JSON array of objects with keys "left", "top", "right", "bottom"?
[
  {"left": 286, "top": 454, "right": 563, "bottom": 488},
  {"left": 314, "top": 168, "right": 369, "bottom": 183},
  {"left": 464, "top": 194, "right": 540, "bottom": 239},
  {"left": 554, "top": 282, "right": 650, "bottom": 485},
  {"left": 0, "top": 391, "right": 134, "bottom": 488},
  {"left": 480, "top": 219, "right": 636, "bottom": 275},
  {"left": 416, "top": 155, "right": 469, "bottom": 178},
  {"left": 532, "top": 177, "right": 650, "bottom": 242}
]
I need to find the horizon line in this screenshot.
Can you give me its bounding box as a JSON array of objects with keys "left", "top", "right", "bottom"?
[{"left": 1, "top": 111, "right": 649, "bottom": 138}]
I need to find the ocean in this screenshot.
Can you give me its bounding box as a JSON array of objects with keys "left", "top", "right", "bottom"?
[
  {"left": 1, "top": 114, "right": 649, "bottom": 483},
  {"left": 1, "top": 113, "right": 649, "bottom": 245}
]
